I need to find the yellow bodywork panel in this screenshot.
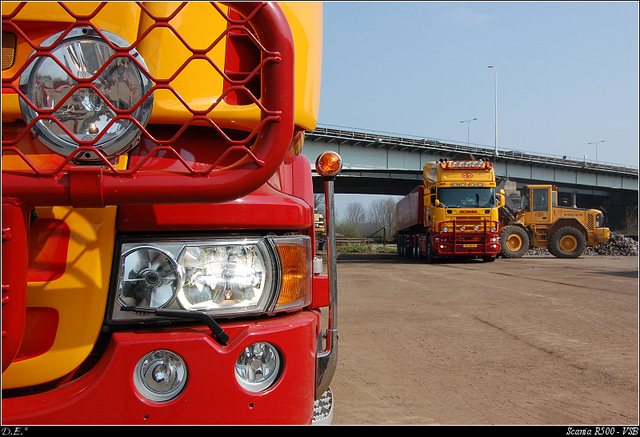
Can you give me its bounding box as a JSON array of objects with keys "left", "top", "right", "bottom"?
[
  {"left": 2, "top": 206, "right": 118, "bottom": 389},
  {"left": 423, "top": 162, "right": 497, "bottom": 188},
  {"left": 1, "top": 1, "right": 142, "bottom": 123},
  {"left": 140, "top": 2, "right": 322, "bottom": 131},
  {"left": 2, "top": 2, "right": 322, "bottom": 130},
  {"left": 280, "top": 2, "right": 323, "bottom": 131}
]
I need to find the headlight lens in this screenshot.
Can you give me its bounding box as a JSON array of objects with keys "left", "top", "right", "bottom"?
[
  {"left": 109, "top": 236, "right": 310, "bottom": 324},
  {"left": 177, "top": 244, "right": 268, "bottom": 311},
  {"left": 18, "top": 27, "right": 153, "bottom": 161},
  {"left": 119, "top": 246, "right": 181, "bottom": 309}
]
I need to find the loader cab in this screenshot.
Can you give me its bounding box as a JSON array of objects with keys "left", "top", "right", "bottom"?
[{"left": 521, "top": 185, "right": 554, "bottom": 226}]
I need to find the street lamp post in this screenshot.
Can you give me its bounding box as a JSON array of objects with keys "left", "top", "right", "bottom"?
[
  {"left": 460, "top": 118, "right": 477, "bottom": 148},
  {"left": 488, "top": 65, "right": 498, "bottom": 156},
  {"left": 587, "top": 140, "right": 605, "bottom": 162}
]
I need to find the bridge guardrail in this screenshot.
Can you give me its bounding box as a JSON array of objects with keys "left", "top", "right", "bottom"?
[{"left": 311, "top": 124, "right": 638, "bottom": 176}]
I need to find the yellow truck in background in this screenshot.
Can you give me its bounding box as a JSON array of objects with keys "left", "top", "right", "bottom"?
[{"left": 397, "top": 158, "right": 502, "bottom": 262}]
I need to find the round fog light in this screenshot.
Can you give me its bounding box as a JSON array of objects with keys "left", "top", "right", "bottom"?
[
  {"left": 134, "top": 350, "right": 187, "bottom": 402},
  {"left": 235, "top": 342, "right": 281, "bottom": 392}
]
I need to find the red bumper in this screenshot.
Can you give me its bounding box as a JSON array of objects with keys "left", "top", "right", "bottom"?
[
  {"left": 432, "top": 233, "right": 501, "bottom": 256},
  {"left": 434, "top": 239, "right": 501, "bottom": 256},
  {"left": 2, "top": 312, "right": 319, "bottom": 425}
]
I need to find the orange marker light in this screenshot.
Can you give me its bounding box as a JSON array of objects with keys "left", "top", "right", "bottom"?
[
  {"left": 315, "top": 151, "right": 343, "bottom": 177},
  {"left": 275, "top": 243, "right": 309, "bottom": 307}
]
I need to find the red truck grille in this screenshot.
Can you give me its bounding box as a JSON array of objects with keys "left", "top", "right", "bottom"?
[
  {"left": 2, "top": 2, "right": 295, "bottom": 207},
  {"left": 436, "top": 219, "right": 501, "bottom": 255}
]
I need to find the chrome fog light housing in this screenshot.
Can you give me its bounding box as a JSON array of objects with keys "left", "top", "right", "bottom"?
[
  {"left": 235, "top": 342, "right": 282, "bottom": 392},
  {"left": 474, "top": 225, "right": 480, "bottom": 231},
  {"left": 134, "top": 350, "right": 188, "bottom": 402},
  {"left": 18, "top": 27, "right": 153, "bottom": 161}
]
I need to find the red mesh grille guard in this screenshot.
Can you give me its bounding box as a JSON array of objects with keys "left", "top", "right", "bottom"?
[{"left": 2, "top": 2, "right": 295, "bottom": 207}]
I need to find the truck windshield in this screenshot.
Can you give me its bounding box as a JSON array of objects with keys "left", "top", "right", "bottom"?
[{"left": 437, "top": 187, "right": 496, "bottom": 208}]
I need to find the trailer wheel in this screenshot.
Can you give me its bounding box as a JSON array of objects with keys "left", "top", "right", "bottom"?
[
  {"left": 549, "top": 226, "right": 585, "bottom": 258},
  {"left": 500, "top": 226, "right": 529, "bottom": 258}
]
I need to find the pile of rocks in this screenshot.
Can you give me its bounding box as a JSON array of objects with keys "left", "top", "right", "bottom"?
[
  {"left": 523, "top": 233, "right": 638, "bottom": 257},
  {"left": 584, "top": 233, "right": 638, "bottom": 257}
]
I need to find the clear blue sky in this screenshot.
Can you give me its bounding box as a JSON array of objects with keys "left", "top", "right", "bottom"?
[{"left": 318, "top": 1, "right": 639, "bottom": 169}]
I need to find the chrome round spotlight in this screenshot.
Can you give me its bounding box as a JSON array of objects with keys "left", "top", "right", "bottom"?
[{"left": 19, "top": 27, "right": 154, "bottom": 161}]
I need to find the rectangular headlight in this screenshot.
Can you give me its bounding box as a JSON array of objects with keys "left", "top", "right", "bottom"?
[{"left": 107, "top": 235, "right": 310, "bottom": 325}]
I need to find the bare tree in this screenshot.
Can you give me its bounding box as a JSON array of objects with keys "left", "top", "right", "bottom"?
[
  {"left": 369, "top": 197, "right": 397, "bottom": 240},
  {"left": 625, "top": 203, "right": 638, "bottom": 234},
  {"left": 314, "top": 193, "right": 324, "bottom": 214},
  {"left": 340, "top": 201, "right": 366, "bottom": 236}
]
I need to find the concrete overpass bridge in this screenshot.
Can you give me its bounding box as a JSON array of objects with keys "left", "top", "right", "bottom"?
[{"left": 302, "top": 124, "right": 638, "bottom": 231}]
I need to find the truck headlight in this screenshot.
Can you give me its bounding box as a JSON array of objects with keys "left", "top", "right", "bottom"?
[
  {"left": 177, "top": 243, "right": 270, "bottom": 312},
  {"left": 108, "top": 236, "right": 311, "bottom": 325},
  {"left": 119, "top": 246, "right": 181, "bottom": 309},
  {"left": 18, "top": 27, "right": 153, "bottom": 161}
]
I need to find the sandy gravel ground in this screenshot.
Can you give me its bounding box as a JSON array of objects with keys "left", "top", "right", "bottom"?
[{"left": 327, "top": 254, "right": 638, "bottom": 425}]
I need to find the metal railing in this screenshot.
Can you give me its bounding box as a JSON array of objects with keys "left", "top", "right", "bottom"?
[{"left": 311, "top": 124, "right": 638, "bottom": 176}]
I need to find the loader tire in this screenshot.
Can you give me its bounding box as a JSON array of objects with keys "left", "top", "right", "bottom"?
[
  {"left": 549, "top": 226, "right": 585, "bottom": 258},
  {"left": 500, "top": 226, "right": 529, "bottom": 258}
]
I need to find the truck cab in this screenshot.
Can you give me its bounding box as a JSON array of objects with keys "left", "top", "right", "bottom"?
[
  {"left": 2, "top": 1, "right": 339, "bottom": 425},
  {"left": 396, "top": 159, "right": 502, "bottom": 262}
]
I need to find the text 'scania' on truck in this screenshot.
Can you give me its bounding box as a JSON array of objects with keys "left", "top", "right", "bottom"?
[
  {"left": 396, "top": 158, "right": 502, "bottom": 262},
  {"left": 2, "top": 1, "right": 343, "bottom": 425}
]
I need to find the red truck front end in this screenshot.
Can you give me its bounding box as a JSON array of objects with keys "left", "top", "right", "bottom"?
[{"left": 2, "top": 1, "right": 339, "bottom": 425}]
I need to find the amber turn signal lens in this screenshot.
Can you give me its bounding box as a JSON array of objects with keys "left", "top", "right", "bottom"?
[
  {"left": 315, "top": 151, "right": 342, "bottom": 177},
  {"left": 275, "top": 243, "right": 308, "bottom": 307}
]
